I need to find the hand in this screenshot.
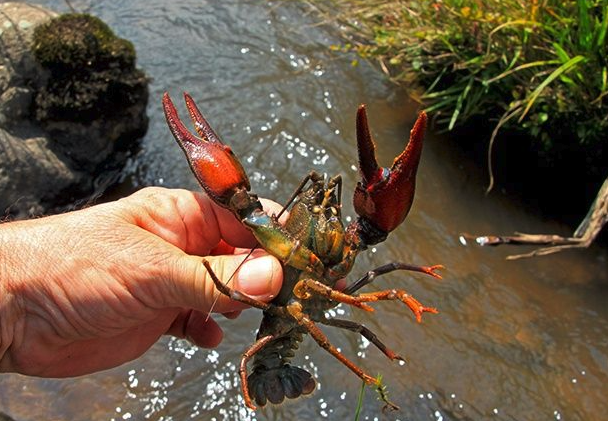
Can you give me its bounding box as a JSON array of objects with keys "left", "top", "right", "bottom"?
[{"left": 0, "top": 187, "right": 283, "bottom": 377}]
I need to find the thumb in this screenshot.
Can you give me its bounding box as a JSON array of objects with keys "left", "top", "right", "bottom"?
[{"left": 164, "top": 249, "right": 283, "bottom": 313}]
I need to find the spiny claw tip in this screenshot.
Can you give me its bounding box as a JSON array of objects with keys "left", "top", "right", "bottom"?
[
  {"left": 426, "top": 264, "right": 444, "bottom": 279},
  {"left": 416, "top": 307, "right": 439, "bottom": 323}
]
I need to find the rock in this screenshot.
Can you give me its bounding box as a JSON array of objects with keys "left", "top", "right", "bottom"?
[
  {"left": 0, "top": 87, "right": 33, "bottom": 122},
  {"left": 0, "top": 3, "right": 56, "bottom": 84},
  {"left": 0, "top": 126, "right": 83, "bottom": 218},
  {"left": 0, "top": 2, "right": 148, "bottom": 219}
]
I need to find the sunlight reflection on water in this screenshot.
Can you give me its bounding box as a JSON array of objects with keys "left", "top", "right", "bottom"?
[{"left": 1, "top": 0, "right": 607, "bottom": 420}]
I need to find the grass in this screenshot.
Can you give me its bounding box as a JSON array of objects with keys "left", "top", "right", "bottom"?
[
  {"left": 310, "top": 0, "right": 608, "bottom": 189},
  {"left": 353, "top": 380, "right": 365, "bottom": 421}
]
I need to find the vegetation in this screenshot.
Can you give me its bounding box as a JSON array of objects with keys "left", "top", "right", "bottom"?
[
  {"left": 31, "top": 14, "right": 146, "bottom": 122},
  {"left": 313, "top": 0, "right": 607, "bottom": 189},
  {"left": 32, "top": 13, "right": 136, "bottom": 71}
]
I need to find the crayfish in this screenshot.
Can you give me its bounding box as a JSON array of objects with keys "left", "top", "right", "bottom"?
[{"left": 162, "top": 92, "right": 442, "bottom": 410}]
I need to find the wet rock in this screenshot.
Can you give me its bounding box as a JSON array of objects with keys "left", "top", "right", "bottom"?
[
  {"left": 0, "top": 125, "right": 83, "bottom": 217},
  {"left": 0, "top": 2, "right": 148, "bottom": 219},
  {"left": 0, "top": 86, "right": 32, "bottom": 122}
]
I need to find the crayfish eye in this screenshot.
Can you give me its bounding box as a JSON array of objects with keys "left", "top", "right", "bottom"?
[{"left": 381, "top": 167, "right": 390, "bottom": 182}]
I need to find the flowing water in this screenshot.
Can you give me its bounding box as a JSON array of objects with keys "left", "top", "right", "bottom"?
[{"left": 1, "top": 1, "right": 607, "bottom": 420}]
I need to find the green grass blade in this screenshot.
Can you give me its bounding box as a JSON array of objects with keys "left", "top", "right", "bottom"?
[
  {"left": 353, "top": 380, "right": 366, "bottom": 421},
  {"left": 596, "top": 3, "right": 608, "bottom": 49},
  {"left": 449, "top": 76, "right": 474, "bottom": 130},
  {"left": 552, "top": 42, "right": 571, "bottom": 63},
  {"left": 518, "top": 55, "right": 586, "bottom": 122},
  {"left": 578, "top": 0, "right": 592, "bottom": 51},
  {"left": 485, "top": 60, "right": 560, "bottom": 85}
]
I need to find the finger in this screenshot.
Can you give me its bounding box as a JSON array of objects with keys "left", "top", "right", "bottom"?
[
  {"left": 130, "top": 187, "right": 288, "bottom": 254},
  {"left": 115, "top": 187, "right": 222, "bottom": 254},
  {"left": 166, "top": 309, "right": 224, "bottom": 348},
  {"left": 260, "top": 198, "right": 288, "bottom": 224},
  {"left": 210, "top": 197, "right": 287, "bottom": 249},
  {"left": 164, "top": 249, "right": 283, "bottom": 314}
]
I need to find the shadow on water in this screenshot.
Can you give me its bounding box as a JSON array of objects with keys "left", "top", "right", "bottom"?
[{"left": 1, "top": 1, "right": 607, "bottom": 420}]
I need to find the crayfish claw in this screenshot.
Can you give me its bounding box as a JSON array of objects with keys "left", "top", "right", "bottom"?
[
  {"left": 183, "top": 91, "right": 222, "bottom": 143},
  {"left": 353, "top": 108, "right": 428, "bottom": 237},
  {"left": 355, "top": 105, "right": 381, "bottom": 186},
  {"left": 162, "top": 92, "right": 206, "bottom": 149},
  {"left": 162, "top": 92, "right": 253, "bottom": 212}
]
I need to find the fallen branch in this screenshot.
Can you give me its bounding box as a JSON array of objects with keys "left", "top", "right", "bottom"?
[{"left": 461, "top": 176, "right": 608, "bottom": 260}]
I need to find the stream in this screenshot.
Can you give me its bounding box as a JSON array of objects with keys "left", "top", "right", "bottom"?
[{"left": 1, "top": 1, "right": 607, "bottom": 420}]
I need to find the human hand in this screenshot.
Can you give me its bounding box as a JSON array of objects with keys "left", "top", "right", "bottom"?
[{"left": 0, "top": 187, "right": 283, "bottom": 377}]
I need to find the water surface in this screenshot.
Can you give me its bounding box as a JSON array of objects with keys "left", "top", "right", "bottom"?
[{"left": 1, "top": 1, "right": 607, "bottom": 420}]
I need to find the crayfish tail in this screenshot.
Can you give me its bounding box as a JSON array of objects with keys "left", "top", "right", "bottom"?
[{"left": 247, "top": 365, "right": 316, "bottom": 407}]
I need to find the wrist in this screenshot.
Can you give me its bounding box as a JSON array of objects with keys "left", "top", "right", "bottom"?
[{"left": 0, "top": 223, "right": 26, "bottom": 373}]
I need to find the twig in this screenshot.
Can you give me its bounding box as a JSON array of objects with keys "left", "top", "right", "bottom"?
[{"left": 462, "top": 176, "right": 608, "bottom": 259}]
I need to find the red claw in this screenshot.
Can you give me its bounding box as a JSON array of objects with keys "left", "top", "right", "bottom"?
[
  {"left": 353, "top": 105, "right": 427, "bottom": 233},
  {"left": 162, "top": 92, "right": 250, "bottom": 208}
]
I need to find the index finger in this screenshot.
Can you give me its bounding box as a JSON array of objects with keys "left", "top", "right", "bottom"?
[{"left": 209, "top": 197, "right": 286, "bottom": 250}]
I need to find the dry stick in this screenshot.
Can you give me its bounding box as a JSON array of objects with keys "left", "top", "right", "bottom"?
[{"left": 463, "top": 176, "right": 608, "bottom": 260}]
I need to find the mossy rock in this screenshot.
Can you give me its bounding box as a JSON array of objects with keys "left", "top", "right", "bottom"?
[
  {"left": 30, "top": 13, "right": 147, "bottom": 123},
  {"left": 32, "top": 13, "right": 135, "bottom": 71}
]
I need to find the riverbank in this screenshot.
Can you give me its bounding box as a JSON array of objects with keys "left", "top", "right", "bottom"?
[{"left": 309, "top": 0, "right": 607, "bottom": 226}]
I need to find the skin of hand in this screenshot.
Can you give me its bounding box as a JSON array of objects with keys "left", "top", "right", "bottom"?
[{"left": 0, "top": 187, "right": 284, "bottom": 377}]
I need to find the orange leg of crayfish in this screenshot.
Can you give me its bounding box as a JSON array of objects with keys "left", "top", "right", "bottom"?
[
  {"left": 286, "top": 302, "right": 378, "bottom": 385},
  {"left": 294, "top": 278, "right": 438, "bottom": 322},
  {"left": 286, "top": 302, "right": 400, "bottom": 410},
  {"left": 293, "top": 279, "right": 375, "bottom": 312},
  {"left": 352, "top": 289, "right": 438, "bottom": 323}
]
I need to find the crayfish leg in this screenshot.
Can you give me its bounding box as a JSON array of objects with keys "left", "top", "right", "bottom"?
[
  {"left": 202, "top": 259, "right": 271, "bottom": 311},
  {"left": 320, "top": 317, "right": 405, "bottom": 362},
  {"left": 286, "top": 302, "right": 378, "bottom": 387},
  {"left": 343, "top": 262, "right": 443, "bottom": 295},
  {"left": 293, "top": 278, "right": 375, "bottom": 312},
  {"left": 350, "top": 289, "right": 438, "bottom": 323}
]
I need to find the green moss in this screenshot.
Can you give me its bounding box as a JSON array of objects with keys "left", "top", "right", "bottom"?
[
  {"left": 32, "top": 13, "right": 136, "bottom": 71},
  {"left": 29, "top": 13, "right": 147, "bottom": 123}
]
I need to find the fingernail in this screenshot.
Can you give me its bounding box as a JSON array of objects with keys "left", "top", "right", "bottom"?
[{"left": 236, "top": 255, "right": 277, "bottom": 299}]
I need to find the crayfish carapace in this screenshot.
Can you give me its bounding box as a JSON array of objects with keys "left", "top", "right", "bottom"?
[{"left": 162, "top": 92, "right": 442, "bottom": 410}]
